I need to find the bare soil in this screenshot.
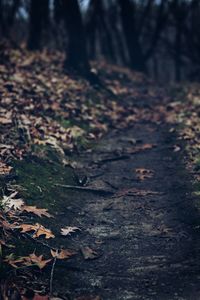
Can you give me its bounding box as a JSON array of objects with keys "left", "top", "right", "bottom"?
[{"left": 15, "top": 119, "right": 200, "bottom": 300}]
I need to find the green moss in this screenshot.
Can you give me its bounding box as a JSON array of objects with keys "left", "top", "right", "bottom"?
[
  {"left": 12, "top": 155, "right": 75, "bottom": 213},
  {"left": 57, "top": 117, "right": 74, "bottom": 129},
  {"left": 194, "top": 157, "right": 200, "bottom": 167}
]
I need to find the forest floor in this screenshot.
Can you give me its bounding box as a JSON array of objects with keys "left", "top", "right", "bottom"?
[{"left": 1, "top": 45, "right": 200, "bottom": 300}]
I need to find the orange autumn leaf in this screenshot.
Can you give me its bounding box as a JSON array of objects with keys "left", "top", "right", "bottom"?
[
  {"left": 28, "top": 253, "right": 52, "bottom": 269},
  {"left": 22, "top": 205, "right": 52, "bottom": 218},
  {"left": 20, "top": 223, "right": 55, "bottom": 239},
  {"left": 5, "top": 253, "right": 51, "bottom": 269},
  {"left": 50, "top": 249, "right": 76, "bottom": 260}
]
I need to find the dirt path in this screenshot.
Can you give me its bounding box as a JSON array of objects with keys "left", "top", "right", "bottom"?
[
  {"left": 38, "top": 119, "right": 200, "bottom": 300},
  {"left": 2, "top": 47, "right": 200, "bottom": 300}
]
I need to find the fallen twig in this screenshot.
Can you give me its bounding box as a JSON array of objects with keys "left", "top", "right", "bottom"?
[
  {"left": 50, "top": 251, "right": 57, "bottom": 296},
  {"left": 55, "top": 184, "right": 114, "bottom": 195}
]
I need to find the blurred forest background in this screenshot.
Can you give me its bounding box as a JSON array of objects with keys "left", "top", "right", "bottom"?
[{"left": 0, "top": 0, "right": 200, "bottom": 83}]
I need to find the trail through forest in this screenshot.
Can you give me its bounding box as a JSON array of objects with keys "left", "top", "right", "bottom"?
[
  {"left": 40, "top": 102, "right": 200, "bottom": 300},
  {"left": 1, "top": 49, "right": 200, "bottom": 300},
  {"left": 2, "top": 0, "right": 200, "bottom": 298}
]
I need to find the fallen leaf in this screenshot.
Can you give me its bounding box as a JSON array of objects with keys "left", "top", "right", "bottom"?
[
  {"left": 20, "top": 223, "right": 55, "bottom": 239},
  {"left": 135, "top": 168, "right": 154, "bottom": 181},
  {"left": 5, "top": 253, "right": 51, "bottom": 269},
  {"left": 4, "top": 255, "right": 25, "bottom": 268},
  {"left": 22, "top": 206, "right": 52, "bottom": 218},
  {"left": 0, "top": 161, "right": 13, "bottom": 175},
  {"left": 1, "top": 219, "right": 17, "bottom": 230},
  {"left": 1, "top": 191, "right": 24, "bottom": 211},
  {"left": 68, "top": 126, "right": 85, "bottom": 138},
  {"left": 61, "top": 226, "right": 80, "bottom": 236},
  {"left": 0, "top": 112, "right": 12, "bottom": 124},
  {"left": 50, "top": 249, "right": 76, "bottom": 259},
  {"left": 28, "top": 253, "right": 52, "bottom": 269},
  {"left": 174, "top": 145, "right": 181, "bottom": 152},
  {"left": 80, "top": 246, "right": 99, "bottom": 260}
]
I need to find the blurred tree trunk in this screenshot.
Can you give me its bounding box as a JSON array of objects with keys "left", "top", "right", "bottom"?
[
  {"left": 118, "top": 0, "right": 146, "bottom": 72},
  {"left": 175, "top": 23, "right": 182, "bottom": 81},
  {"left": 54, "top": 0, "right": 63, "bottom": 24},
  {"left": 86, "top": 0, "right": 116, "bottom": 63},
  {"left": 0, "top": 0, "right": 5, "bottom": 34},
  {"left": 0, "top": 0, "right": 20, "bottom": 37},
  {"left": 86, "top": 0, "right": 98, "bottom": 59},
  {"left": 144, "top": 0, "right": 168, "bottom": 61},
  {"left": 8, "top": 0, "right": 20, "bottom": 26},
  {"left": 62, "top": 0, "right": 90, "bottom": 74},
  {"left": 109, "top": 3, "right": 127, "bottom": 65},
  {"left": 27, "top": 0, "right": 49, "bottom": 50},
  {"left": 170, "top": 0, "right": 188, "bottom": 81}
]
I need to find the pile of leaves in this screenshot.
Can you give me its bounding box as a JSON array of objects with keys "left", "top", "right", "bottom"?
[
  {"left": 0, "top": 45, "right": 174, "bottom": 178},
  {"left": 0, "top": 184, "right": 81, "bottom": 296}
]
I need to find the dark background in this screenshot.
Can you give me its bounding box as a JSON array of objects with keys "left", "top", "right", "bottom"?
[{"left": 1, "top": 0, "right": 200, "bottom": 83}]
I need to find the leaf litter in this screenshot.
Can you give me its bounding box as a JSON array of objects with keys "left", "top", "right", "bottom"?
[{"left": 0, "top": 46, "right": 181, "bottom": 298}]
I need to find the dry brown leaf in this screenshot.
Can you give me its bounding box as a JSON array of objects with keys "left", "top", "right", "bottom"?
[
  {"left": 61, "top": 226, "right": 80, "bottom": 236},
  {"left": 20, "top": 223, "right": 55, "bottom": 239},
  {"left": 0, "top": 113, "right": 12, "bottom": 124},
  {"left": 4, "top": 256, "right": 25, "bottom": 268},
  {"left": 1, "top": 220, "right": 17, "bottom": 230},
  {"left": 50, "top": 249, "right": 76, "bottom": 259},
  {"left": 28, "top": 253, "right": 52, "bottom": 269},
  {"left": 5, "top": 253, "right": 51, "bottom": 269},
  {"left": 22, "top": 205, "right": 52, "bottom": 218},
  {"left": 1, "top": 191, "right": 24, "bottom": 211},
  {"left": 0, "top": 161, "right": 12, "bottom": 175},
  {"left": 135, "top": 168, "right": 154, "bottom": 181},
  {"left": 80, "top": 246, "right": 99, "bottom": 260}
]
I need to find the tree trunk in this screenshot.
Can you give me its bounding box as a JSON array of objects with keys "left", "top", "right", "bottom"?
[
  {"left": 85, "top": 0, "right": 98, "bottom": 59},
  {"left": 62, "top": 0, "right": 90, "bottom": 74},
  {"left": 170, "top": 0, "right": 187, "bottom": 81},
  {"left": 27, "top": 0, "right": 49, "bottom": 50},
  {"left": 118, "top": 0, "right": 146, "bottom": 72},
  {"left": 175, "top": 24, "right": 182, "bottom": 81}
]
